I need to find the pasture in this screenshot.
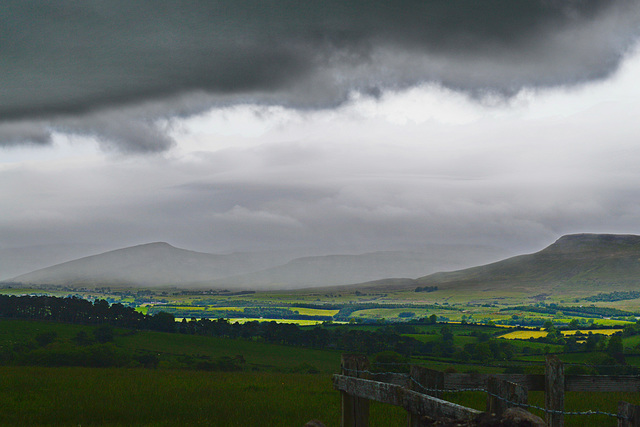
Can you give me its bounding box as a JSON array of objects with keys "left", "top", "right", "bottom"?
[
  {"left": 498, "top": 329, "right": 624, "bottom": 340},
  {"left": 0, "top": 367, "right": 404, "bottom": 426}
]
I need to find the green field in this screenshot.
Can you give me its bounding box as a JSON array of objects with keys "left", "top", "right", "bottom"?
[
  {"left": 0, "top": 367, "right": 404, "bottom": 426},
  {"left": 2, "top": 283, "right": 640, "bottom": 426},
  {"left": 445, "top": 390, "right": 640, "bottom": 427},
  {"left": 118, "top": 329, "right": 341, "bottom": 372},
  {"left": 0, "top": 318, "right": 342, "bottom": 373},
  {"left": 227, "top": 318, "right": 333, "bottom": 326},
  {"left": 290, "top": 307, "right": 340, "bottom": 316},
  {"left": 4, "top": 284, "right": 637, "bottom": 328},
  {"left": 1, "top": 366, "right": 635, "bottom": 426}
]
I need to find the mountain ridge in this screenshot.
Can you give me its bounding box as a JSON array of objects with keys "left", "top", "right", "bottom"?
[
  {"left": 410, "top": 233, "right": 640, "bottom": 293},
  {"left": 4, "top": 242, "right": 508, "bottom": 289}
]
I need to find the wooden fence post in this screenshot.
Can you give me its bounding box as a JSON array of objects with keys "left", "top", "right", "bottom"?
[
  {"left": 341, "top": 354, "right": 370, "bottom": 427},
  {"left": 409, "top": 365, "right": 445, "bottom": 398},
  {"left": 619, "top": 401, "right": 640, "bottom": 427},
  {"left": 545, "top": 355, "right": 564, "bottom": 427},
  {"left": 486, "top": 376, "right": 528, "bottom": 416},
  {"left": 407, "top": 365, "right": 445, "bottom": 427}
]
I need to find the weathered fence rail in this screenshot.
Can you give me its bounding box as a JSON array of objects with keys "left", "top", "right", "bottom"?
[
  {"left": 442, "top": 372, "right": 640, "bottom": 393},
  {"left": 333, "top": 354, "right": 640, "bottom": 427}
]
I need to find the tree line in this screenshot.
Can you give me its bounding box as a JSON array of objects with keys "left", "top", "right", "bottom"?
[{"left": 0, "top": 294, "right": 174, "bottom": 331}]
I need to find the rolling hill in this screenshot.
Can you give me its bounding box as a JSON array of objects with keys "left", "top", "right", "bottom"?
[
  {"left": 12, "top": 234, "right": 638, "bottom": 292},
  {"left": 4, "top": 242, "right": 508, "bottom": 289},
  {"left": 205, "top": 246, "right": 508, "bottom": 288},
  {"left": 6, "top": 243, "right": 291, "bottom": 288},
  {"left": 410, "top": 233, "right": 640, "bottom": 293},
  {"left": 0, "top": 244, "right": 111, "bottom": 281}
]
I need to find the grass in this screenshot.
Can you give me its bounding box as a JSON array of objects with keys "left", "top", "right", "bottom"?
[
  {"left": 135, "top": 306, "right": 148, "bottom": 314},
  {"left": 498, "top": 329, "right": 624, "bottom": 340},
  {"left": 229, "top": 318, "right": 331, "bottom": 326},
  {"left": 0, "top": 318, "right": 342, "bottom": 373},
  {"left": 290, "top": 307, "right": 340, "bottom": 316},
  {"left": 623, "top": 335, "right": 640, "bottom": 348},
  {"left": 0, "top": 367, "right": 407, "bottom": 426},
  {"left": 350, "top": 307, "right": 460, "bottom": 320},
  {"left": 500, "top": 338, "right": 564, "bottom": 353},
  {"left": 207, "top": 306, "right": 244, "bottom": 311},
  {"left": 0, "top": 318, "right": 92, "bottom": 344},
  {"left": 117, "top": 329, "right": 341, "bottom": 373},
  {"left": 444, "top": 390, "right": 639, "bottom": 427}
]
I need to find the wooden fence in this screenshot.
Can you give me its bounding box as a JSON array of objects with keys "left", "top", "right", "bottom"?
[{"left": 332, "top": 354, "right": 640, "bottom": 427}]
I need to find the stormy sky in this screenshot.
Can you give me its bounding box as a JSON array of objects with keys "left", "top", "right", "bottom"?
[{"left": 2, "top": 0, "right": 640, "bottom": 256}]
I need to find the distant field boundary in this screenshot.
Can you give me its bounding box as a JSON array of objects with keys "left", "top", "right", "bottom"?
[{"left": 334, "top": 354, "right": 640, "bottom": 426}]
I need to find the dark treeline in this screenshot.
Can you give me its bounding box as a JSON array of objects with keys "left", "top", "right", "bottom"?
[
  {"left": 0, "top": 295, "right": 175, "bottom": 332},
  {"left": 146, "top": 305, "right": 333, "bottom": 322},
  {"left": 0, "top": 295, "right": 425, "bottom": 356},
  {"left": 584, "top": 291, "right": 640, "bottom": 303},
  {"left": 0, "top": 294, "right": 497, "bottom": 360},
  {"left": 2, "top": 295, "right": 636, "bottom": 374},
  {"left": 500, "top": 304, "right": 637, "bottom": 318},
  {"left": 414, "top": 286, "right": 438, "bottom": 293},
  {"left": 175, "top": 318, "right": 426, "bottom": 356},
  {"left": 335, "top": 302, "right": 458, "bottom": 320}
]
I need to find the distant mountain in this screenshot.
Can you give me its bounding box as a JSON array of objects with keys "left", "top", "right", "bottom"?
[
  {"left": 411, "top": 234, "right": 640, "bottom": 293},
  {"left": 5, "top": 242, "right": 508, "bottom": 289},
  {"left": 207, "top": 245, "right": 509, "bottom": 289},
  {"left": 7, "top": 243, "right": 292, "bottom": 288},
  {"left": 0, "top": 244, "right": 110, "bottom": 280}
]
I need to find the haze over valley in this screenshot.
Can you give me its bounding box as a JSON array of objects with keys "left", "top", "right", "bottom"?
[
  {"left": 5, "top": 234, "right": 640, "bottom": 298},
  {"left": 4, "top": 241, "right": 509, "bottom": 289}
]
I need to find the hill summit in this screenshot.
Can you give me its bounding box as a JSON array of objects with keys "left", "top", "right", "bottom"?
[
  {"left": 6, "top": 241, "right": 507, "bottom": 289},
  {"left": 414, "top": 233, "right": 640, "bottom": 293},
  {"left": 541, "top": 233, "right": 640, "bottom": 255}
]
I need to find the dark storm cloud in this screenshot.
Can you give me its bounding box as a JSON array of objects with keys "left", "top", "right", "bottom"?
[
  {"left": 1, "top": 0, "right": 639, "bottom": 150},
  {"left": 0, "top": 121, "right": 52, "bottom": 146}
]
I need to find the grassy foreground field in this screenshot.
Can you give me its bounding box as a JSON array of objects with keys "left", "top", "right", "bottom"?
[
  {"left": 1, "top": 366, "right": 637, "bottom": 426},
  {"left": 0, "top": 367, "right": 406, "bottom": 426}
]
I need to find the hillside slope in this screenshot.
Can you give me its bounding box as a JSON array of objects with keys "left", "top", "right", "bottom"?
[
  {"left": 414, "top": 234, "right": 640, "bottom": 293},
  {"left": 0, "top": 244, "right": 111, "bottom": 281},
  {"left": 6, "top": 242, "right": 508, "bottom": 289},
  {"left": 207, "top": 245, "right": 508, "bottom": 288},
  {"left": 8, "top": 243, "right": 289, "bottom": 287}
]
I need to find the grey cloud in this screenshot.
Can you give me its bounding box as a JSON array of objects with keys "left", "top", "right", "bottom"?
[
  {"left": 58, "top": 112, "right": 175, "bottom": 153},
  {"left": 0, "top": 122, "right": 52, "bottom": 146},
  {"left": 1, "top": 0, "right": 639, "bottom": 151}
]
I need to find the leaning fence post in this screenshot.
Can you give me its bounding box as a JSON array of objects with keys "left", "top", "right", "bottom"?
[
  {"left": 486, "top": 376, "right": 527, "bottom": 416},
  {"left": 545, "top": 355, "right": 564, "bottom": 427},
  {"left": 341, "top": 354, "right": 370, "bottom": 427},
  {"left": 619, "top": 401, "right": 640, "bottom": 427},
  {"left": 407, "top": 365, "right": 445, "bottom": 427},
  {"left": 409, "top": 365, "right": 445, "bottom": 398}
]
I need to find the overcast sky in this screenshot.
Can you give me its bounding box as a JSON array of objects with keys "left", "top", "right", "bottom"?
[{"left": 1, "top": 0, "right": 640, "bottom": 256}]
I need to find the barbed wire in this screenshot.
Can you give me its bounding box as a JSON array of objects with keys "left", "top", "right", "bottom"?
[
  {"left": 373, "top": 358, "right": 639, "bottom": 371},
  {"left": 340, "top": 367, "right": 626, "bottom": 420}
]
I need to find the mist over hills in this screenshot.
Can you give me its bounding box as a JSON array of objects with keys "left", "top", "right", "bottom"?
[
  {"left": 410, "top": 233, "right": 640, "bottom": 293},
  {"left": 5, "top": 242, "right": 508, "bottom": 289},
  {"left": 0, "top": 244, "right": 111, "bottom": 281},
  {"left": 6, "top": 243, "right": 293, "bottom": 288},
  {"left": 7, "top": 233, "right": 639, "bottom": 291},
  {"left": 205, "top": 246, "right": 508, "bottom": 289}
]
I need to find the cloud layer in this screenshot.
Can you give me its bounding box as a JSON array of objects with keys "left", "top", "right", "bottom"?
[
  {"left": 2, "top": 0, "right": 639, "bottom": 151},
  {"left": 3, "top": 44, "right": 640, "bottom": 255}
]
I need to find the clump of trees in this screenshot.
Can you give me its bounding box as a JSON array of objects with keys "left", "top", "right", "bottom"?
[{"left": 414, "top": 286, "right": 438, "bottom": 293}]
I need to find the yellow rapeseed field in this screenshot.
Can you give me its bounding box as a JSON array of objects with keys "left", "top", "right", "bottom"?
[
  {"left": 499, "top": 329, "right": 623, "bottom": 340},
  {"left": 499, "top": 330, "right": 548, "bottom": 339},
  {"left": 561, "top": 329, "right": 622, "bottom": 336}
]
